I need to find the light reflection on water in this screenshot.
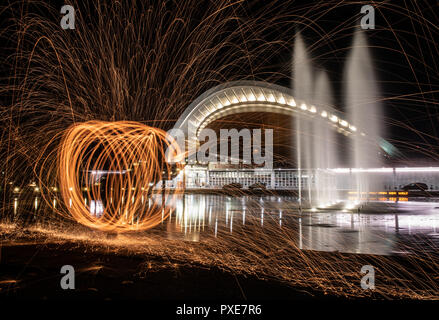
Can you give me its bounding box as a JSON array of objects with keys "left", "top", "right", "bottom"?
[
  {"left": 12, "top": 194, "right": 439, "bottom": 256},
  {"left": 162, "top": 194, "right": 439, "bottom": 255}
]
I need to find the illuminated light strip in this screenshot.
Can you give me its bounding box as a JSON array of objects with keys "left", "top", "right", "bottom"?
[
  {"left": 246, "top": 88, "right": 257, "bottom": 102},
  {"left": 267, "top": 93, "right": 276, "bottom": 102},
  {"left": 257, "top": 92, "right": 265, "bottom": 101},
  {"left": 395, "top": 167, "right": 439, "bottom": 172},
  {"left": 288, "top": 98, "right": 296, "bottom": 107},
  {"left": 349, "top": 196, "right": 407, "bottom": 202},
  {"left": 238, "top": 88, "right": 247, "bottom": 102},
  {"left": 194, "top": 101, "right": 299, "bottom": 138},
  {"left": 330, "top": 168, "right": 394, "bottom": 173},
  {"left": 175, "top": 84, "right": 370, "bottom": 149},
  {"left": 277, "top": 95, "right": 286, "bottom": 104},
  {"left": 330, "top": 167, "right": 439, "bottom": 174},
  {"left": 223, "top": 94, "right": 231, "bottom": 106},
  {"left": 182, "top": 85, "right": 368, "bottom": 144},
  {"left": 90, "top": 170, "right": 127, "bottom": 175}
]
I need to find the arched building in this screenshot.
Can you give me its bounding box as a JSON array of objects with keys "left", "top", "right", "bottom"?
[{"left": 164, "top": 81, "right": 439, "bottom": 192}]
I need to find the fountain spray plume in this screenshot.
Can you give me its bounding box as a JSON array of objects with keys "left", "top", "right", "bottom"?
[
  {"left": 292, "top": 32, "right": 314, "bottom": 207},
  {"left": 345, "top": 29, "right": 384, "bottom": 204},
  {"left": 313, "top": 70, "right": 339, "bottom": 208},
  {"left": 293, "top": 32, "right": 340, "bottom": 209}
]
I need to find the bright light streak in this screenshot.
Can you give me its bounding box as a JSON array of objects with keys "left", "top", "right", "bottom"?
[
  {"left": 288, "top": 99, "right": 296, "bottom": 107},
  {"left": 339, "top": 120, "right": 348, "bottom": 127},
  {"left": 331, "top": 167, "right": 439, "bottom": 173}
]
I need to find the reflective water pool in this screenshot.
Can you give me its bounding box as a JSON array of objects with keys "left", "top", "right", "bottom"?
[
  {"left": 9, "top": 194, "right": 439, "bottom": 255},
  {"left": 156, "top": 194, "right": 439, "bottom": 255}
]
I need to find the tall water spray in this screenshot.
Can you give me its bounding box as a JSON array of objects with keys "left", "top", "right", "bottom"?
[
  {"left": 292, "top": 30, "right": 381, "bottom": 207},
  {"left": 313, "top": 71, "right": 339, "bottom": 207},
  {"left": 293, "top": 33, "right": 314, "bottom": 205},
  {"left": 345, "top": 30, "right": 383, "bottom": 202}
]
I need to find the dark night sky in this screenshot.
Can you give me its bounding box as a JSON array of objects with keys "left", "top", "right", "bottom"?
[{"left": 1, "top": 0, "right": 439, "bottom": 163}]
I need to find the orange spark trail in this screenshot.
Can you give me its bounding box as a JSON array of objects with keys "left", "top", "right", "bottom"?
[{"left": 46, "top": 121, "right": 184, "bottom": 232}]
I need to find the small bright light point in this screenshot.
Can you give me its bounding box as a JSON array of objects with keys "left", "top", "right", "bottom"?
[
  {"left": 330, "top": 115, "right": 338, "bottom": 122},
  {"left": 339, "top": 120, "right": 348, "bottom": 127},
  {"left": 288, "top": 99, "right": 296, "bottom": 107},
  {"left": 300, "top": 103, "right": 307, "bottom": 110},
  {"left": 309, "top": 106, "right": 316, "bottom": 113},
  {"left": 321, "top": 110, "right": 327, "bottom": 117},
  {"left": 349, "top": 125, "right": 357, "bottom": 132},
  {"left": 278, "top": 96, "right": 286, "bottom": 104}
]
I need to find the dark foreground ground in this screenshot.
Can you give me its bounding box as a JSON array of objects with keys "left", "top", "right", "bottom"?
[{"left": 0, "top": 241, "right": 336, "bottom": 301}]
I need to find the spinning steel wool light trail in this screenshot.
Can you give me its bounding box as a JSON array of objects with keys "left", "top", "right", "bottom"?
[
  {"left": 39, "top": 120, "right": 183, "bottom": 232},
  {"left": 1, "top": 0, "right": 439, "bottom": 301},
  {"left": 0, "top": 0, "right": 296, "bottom": 191}
]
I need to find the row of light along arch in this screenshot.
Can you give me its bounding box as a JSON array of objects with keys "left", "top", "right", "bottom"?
[{"left": 182, "top": 84, "right": 362, "bottom": 139}]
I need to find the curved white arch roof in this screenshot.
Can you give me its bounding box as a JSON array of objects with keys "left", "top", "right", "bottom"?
[{"left": 173, "top": 81, "right": 359, "bottom": 138}]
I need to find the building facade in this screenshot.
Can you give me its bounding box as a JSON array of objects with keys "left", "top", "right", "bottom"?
[{"left": 163, "top": 166, "right": 439, "bottom": 191}]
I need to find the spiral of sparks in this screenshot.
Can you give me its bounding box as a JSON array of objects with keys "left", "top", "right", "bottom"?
[
  {"left": 1, "top": 0, "right": 439, "bottom": 299},
  {"left": 45, "top": 121, "right": 183, "bottom": 232}
]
